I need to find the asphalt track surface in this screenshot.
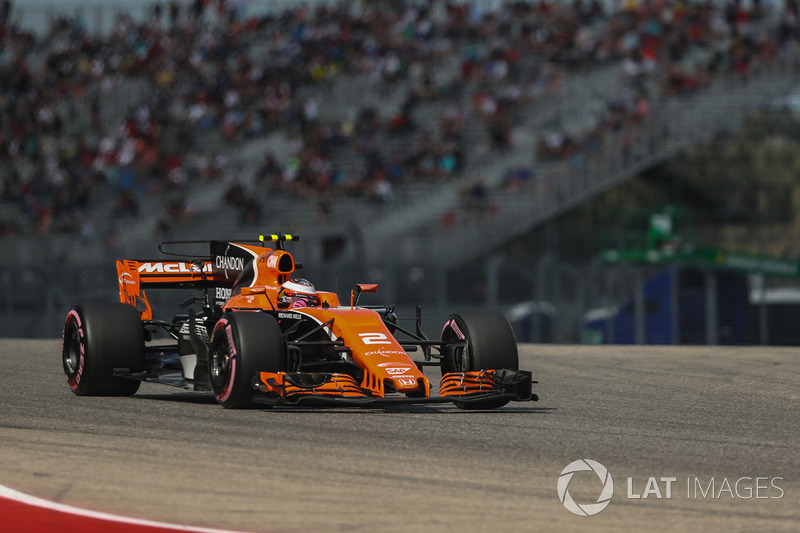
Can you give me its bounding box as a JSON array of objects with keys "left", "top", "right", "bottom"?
[{"left": 1, "top": 339, "right": 798, "bottom": 533}]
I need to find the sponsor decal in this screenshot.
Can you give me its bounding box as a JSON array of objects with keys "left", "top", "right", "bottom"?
[
  {"left": 290, "top": 311, "right": 336, "bottom": 341},
  {"left": 213, "top": 243, "right": 252, "bottom": 280},
  {"left": 396, "top": 378, "right": 417, "bottom": 386},
  {"left": 215, "top": 255, "right": 245, "bottom": 271},
  {"left": 266, "top": 254, "right": 280, "bottom": 268},
  {"left": 118, "top": 272, "right": 136, "bottom": 286},
  {"left": 385, "top": 366, "right": 412, "bottom": 375},
  {"left": 277, "top": 312, "right": 302, "bottom": 320},
  {"left": 212, "top": 243, "right": 258, "bottom": 282},
  {"left": 366, "top": 349, "right": 408, "bottom": 357},
  {"left": 138, "top": 262, "right": 211, "bottom": 274},
  {"left": 215, "top": 287, "right": 232, "bottom": 301}
]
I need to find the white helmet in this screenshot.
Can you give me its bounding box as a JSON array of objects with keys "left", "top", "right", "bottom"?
[{"left": 278, "top": 278, "right": 320, "bottom": 308}]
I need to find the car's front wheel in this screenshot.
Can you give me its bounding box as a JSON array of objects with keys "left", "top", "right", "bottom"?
[
  {"left": 440, "top": 309, "right": 519, "bottom": 410},
  {"left": 209, "top": 312, "right": 286, "bottom": 408}
]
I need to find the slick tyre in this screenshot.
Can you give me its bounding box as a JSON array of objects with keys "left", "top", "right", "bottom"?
[
  {"left": 209, "top": 312, "right": 286, "bottom": 409},
  {"left": 441, "top": 309, "right": 519, "bottom": 410},
  {"left": 62, "top": 302, "right": 144, "bottom": 396}
]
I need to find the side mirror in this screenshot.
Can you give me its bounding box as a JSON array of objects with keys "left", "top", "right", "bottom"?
[
  {"left": 351, "top": 283, "right": 378, "bottom": 308},
  {"left": 356, "top": 284, "right": 378, "bottom": 293}
]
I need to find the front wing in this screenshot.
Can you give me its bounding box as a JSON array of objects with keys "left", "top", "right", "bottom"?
[{"left": 252, "top": 369, "right": 536, "bottom": 407}]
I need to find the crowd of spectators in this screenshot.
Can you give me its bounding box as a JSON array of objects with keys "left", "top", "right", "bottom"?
[
  {"left": 260, "top": 0, "right": 799, "bottom": 206},
  {"left": 2, "top": 0, "right": 800, "bottom": 242},
  {"left": 533, "top": 0, "right": 792, "bottom": 165},
  {"left": 494, "top": 0, "right": 800, "bottom": 221}
]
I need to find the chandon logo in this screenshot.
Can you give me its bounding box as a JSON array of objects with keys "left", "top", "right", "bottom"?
[{"left": 557, "top": 459, "right": 614, "bottom": 516}]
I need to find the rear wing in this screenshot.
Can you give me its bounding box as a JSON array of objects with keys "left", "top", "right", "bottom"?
[{"left": 116, "top": 240, "right": 274, "bottom": 319}]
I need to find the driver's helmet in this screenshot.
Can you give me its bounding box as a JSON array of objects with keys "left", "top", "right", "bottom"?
[{"left": 278, "top": 278, "right": 320, "bottom": 308}]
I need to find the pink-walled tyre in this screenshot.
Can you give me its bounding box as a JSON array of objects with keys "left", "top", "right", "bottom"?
[
  {"left": 209, "top": 312, "right": 286, "bottom": 409},
  {"left": 62, "top": 302, "right": 144, "bottom": 396},
  {"left": 441, "top": 309, "right": 519, "bottom": 410}
]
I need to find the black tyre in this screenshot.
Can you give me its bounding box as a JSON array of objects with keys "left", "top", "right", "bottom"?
[
  {"left": 440, "top": 309, "right": 519, "bottom": 409},
  {"left": 209, "top": 312, "right": 286, "bottom": 409},
  {"left": 62, "top": 302, "right": 144, "bottom": 396}
]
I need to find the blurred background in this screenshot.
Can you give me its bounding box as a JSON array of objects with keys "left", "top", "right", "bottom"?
[{"left": 3, "top": 0, "right": 800, "bottom": 343}]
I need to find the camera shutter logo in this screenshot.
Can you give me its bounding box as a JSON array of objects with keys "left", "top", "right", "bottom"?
[{"left": 557, "top": 459, "right": 614, "bottom": 516}]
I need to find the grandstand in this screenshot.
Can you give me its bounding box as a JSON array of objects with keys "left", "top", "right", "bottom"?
[{"left": 2, "top": 0, "right": 800, "bottom": 338}]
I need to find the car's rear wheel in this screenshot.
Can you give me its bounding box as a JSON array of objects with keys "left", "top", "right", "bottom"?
[
  {"left": 62, "top": 302, "right": 144, "bottom": 396},
  {"left": 209, "top": 312, "right": 286, "bottom": 409},
  {"left": 441, "top": 309, "right": 519, "bottom": 410}
]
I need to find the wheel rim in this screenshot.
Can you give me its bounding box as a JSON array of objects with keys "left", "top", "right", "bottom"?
[
  {"left": 63, "top": 326, "right": 80, "bottom": 376},
  {"left": 210, "top": 345, "right": 230, "bottom": 387}
]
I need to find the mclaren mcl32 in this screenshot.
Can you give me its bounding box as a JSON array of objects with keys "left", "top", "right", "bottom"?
[{"left": 61, "top": 234, "right": 537, "bottom": 409}]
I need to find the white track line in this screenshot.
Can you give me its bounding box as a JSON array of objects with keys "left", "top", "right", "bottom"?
[{"left": 0, "top": 483, "right": 250, "bottom": 533}]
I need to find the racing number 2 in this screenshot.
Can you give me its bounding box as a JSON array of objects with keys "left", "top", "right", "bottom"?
[{"left": 359, "top": 332, "right": 391, "bottom": 345}]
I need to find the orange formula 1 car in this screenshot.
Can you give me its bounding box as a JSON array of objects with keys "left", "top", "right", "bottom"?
[{"left": 61, "top": 234, "right": 536, "bottom": 409}]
